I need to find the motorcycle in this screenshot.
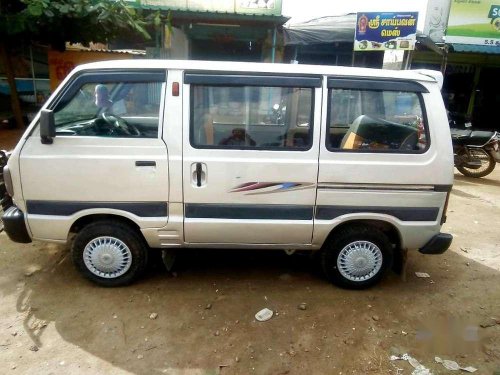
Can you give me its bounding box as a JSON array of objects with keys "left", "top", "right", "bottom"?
[
  {"left": 451, "top": 128, "right": 500, "bottom": 178},
  {"left": 0, "top": 150, "right": 12, "bottom": 232}
]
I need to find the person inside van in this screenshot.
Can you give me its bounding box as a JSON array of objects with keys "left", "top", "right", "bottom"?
[
  {"left": 219, "top": 128, "right": 256, "bottom": 146},
  {"left": 94, "top": 84, "right": 126, "bottom": 115},
  {"left": 95, "top": 84, "right": 113, "bottom": 108}
]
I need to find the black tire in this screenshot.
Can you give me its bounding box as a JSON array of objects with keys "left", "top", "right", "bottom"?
[
  {"left": 71, "top": 220, "right": 148, "bottom": 287},
  {"left": 321, "top": 225, "right": 393, "bottom": 289},
  {"left": 457, "top": 149, "right": 496, "bottom": 178}
]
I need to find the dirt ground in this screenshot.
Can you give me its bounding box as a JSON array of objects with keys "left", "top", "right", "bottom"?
[{"left": 1, "top": 156, "right": 499, "bottom": 374}]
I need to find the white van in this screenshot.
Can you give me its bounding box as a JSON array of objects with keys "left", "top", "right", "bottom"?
[{"left": 2, "top": 60, "right": 454, "bottom": 288}]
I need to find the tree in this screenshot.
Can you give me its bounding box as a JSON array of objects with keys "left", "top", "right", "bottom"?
[{"left": 0, "top": 0, "right": 157, "bottom": 129}]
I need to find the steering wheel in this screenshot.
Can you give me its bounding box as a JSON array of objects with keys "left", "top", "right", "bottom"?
[{"left": 101, "top": 112, "right": 141, "bottom": 136}]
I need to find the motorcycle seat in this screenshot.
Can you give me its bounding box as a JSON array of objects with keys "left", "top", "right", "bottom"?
[{"left": 451, "top": 129, "right": 494, "bottom": 146}]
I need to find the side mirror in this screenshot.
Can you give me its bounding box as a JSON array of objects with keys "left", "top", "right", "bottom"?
[{"left": 40, "top": 109, "right": 55, "bottom": 144}]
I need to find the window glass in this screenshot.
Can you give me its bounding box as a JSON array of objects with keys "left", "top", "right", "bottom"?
[
  {"left": 328, "top": 89, "right": 428, "bottom": 152},
  {"left": 191, "top": 85, "right": 313, "bottom": 150},
  {"left": 53, "top": 80, "right": 163, "bottom": 138}
]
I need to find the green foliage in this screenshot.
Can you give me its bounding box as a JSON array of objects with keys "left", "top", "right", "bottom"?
[{"left": 0, "top": 0, "right": 157, "bottom": 48}]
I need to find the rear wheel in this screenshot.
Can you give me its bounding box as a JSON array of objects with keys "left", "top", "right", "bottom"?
[
  {"left": 72, "top": 220, "right": 148, "bottom": 287},
  {"left": 321, "top": 225, "right": 393, "bottom": 289},
  {"left": 457, "top": 148, "right": 496, "bottom": 178}
]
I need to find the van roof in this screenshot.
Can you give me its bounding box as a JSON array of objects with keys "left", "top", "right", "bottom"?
[{"left": 74, "top": 59, "right": 438, "bottom": 84}]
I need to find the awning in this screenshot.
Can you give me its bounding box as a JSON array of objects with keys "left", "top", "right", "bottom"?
[
  {"left": 283, "top": 14, "right": 356, "bottom": 45},
  {"left": 449, "top": 43, "right": 500, "bottom": 54},
  {"left": 416, "top": 33, "right": 445, "bottom": 56}
]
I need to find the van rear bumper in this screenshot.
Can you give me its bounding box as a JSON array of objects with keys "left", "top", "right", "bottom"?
[
  {"left": 2, "top": 206, "right": 32, "bottom": 243},
  {"left": 418, "top": 233, "right": 452, "bottom": 254}
]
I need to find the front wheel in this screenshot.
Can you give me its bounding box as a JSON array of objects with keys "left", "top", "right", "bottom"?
[
  {"left": 71, "top": 220, "right": 148, "bottom": 287},
  {"left": 321, "top": 225, "right": 393, "bottom": 289},
  {"left": 457, "top": 148, "right": 496, "bottom": 178}
]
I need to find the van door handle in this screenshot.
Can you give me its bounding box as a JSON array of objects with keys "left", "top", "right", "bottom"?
[
  {"left": 135, "top": 161, "right": 156, "bottom": 167},
  {"left": 195, "top": 162, "right": 202, "bottom": 187},
  {"left": 191, "top": 162, "right": 207, "bottom": 187}
]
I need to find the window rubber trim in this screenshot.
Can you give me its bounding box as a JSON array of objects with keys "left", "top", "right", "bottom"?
[
  {"left": 185, "top": 72, "right": 322, "bottom": 88},
  {"left": 327, "top": 77, "right": 429, "bottom": 93}
]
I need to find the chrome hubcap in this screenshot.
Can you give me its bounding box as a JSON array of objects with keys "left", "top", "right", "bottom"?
[
  {"left": 337, "top": 241, "right": 383, "bottom": 282},
  {"left": 83, "top": 236, "right": 132, "bottom": 278}
]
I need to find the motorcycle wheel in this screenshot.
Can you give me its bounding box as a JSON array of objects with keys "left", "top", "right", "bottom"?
[{"left": 457, "top": 148, "right": 496, "bottom": 178}]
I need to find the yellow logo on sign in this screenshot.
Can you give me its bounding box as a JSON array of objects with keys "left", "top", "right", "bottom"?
[{"left": 369, "top": 16, "right": 380, "bottom": 29}]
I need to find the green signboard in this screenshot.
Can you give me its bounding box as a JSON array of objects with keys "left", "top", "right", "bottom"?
[
  {"left": 123, "top": 0, "right": 282, "bottom": 16},
  {"left": 446, "top": 0, "right": 500, "bottom": 46}
]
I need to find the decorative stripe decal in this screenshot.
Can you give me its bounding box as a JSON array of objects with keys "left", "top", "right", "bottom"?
[
  {"left": 185, "top": 204, "right": 314, "bottom": 220},
  {"left": 315, "top": 206, "right": 440, "bottom": 221},
  {"left": 26, "top": 201, "right": 168, "bottom": 217},
  {"left": 230, "top": 182, "right": 315, "bottom": 195}
]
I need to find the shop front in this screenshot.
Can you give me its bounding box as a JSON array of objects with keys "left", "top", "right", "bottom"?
[{"left": 413, "top": 0, "right": 500, "bottom": 131}]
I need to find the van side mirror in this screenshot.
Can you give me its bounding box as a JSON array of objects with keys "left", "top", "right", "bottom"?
[{"left": 40, "top": 109, "right": 55, "bottom": 144}]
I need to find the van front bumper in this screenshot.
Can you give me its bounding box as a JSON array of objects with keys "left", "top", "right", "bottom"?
[
  {"left": 418, "top": 233, "right": 452, "bottom": 255},
  {"left": 2, "top": 206, "right": 32, "bottom": 243}
]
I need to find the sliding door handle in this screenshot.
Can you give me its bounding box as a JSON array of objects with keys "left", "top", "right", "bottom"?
[
  {"left": 191, "top": 162, "right": 207, "bottom": 187},
  {"left": 196, "top": 162, "right": 202, "bottom": 187}
]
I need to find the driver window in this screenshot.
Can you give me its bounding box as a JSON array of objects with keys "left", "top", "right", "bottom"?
[{"left": 53, "top": 79, "right": 163, "bottom": 138}]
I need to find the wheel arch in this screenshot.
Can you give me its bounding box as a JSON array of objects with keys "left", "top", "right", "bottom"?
[
  {"left": 323, "top": 219, "right": 402, "bottom": 256},
  {"left": 68, "top": 213, "right": 144, "bottom": 243}
]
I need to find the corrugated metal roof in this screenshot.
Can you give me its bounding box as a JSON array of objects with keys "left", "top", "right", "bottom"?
[{"left": 450, "top": 43, "right": 500, "bottom": 54}]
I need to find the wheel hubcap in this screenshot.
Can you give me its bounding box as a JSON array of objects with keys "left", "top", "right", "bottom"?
[
  {"left": 337, "top": 241, "right": 383, "bottom": 282},
  {"left": 83, "top": 236, "right": 132, "bottom": 279}
]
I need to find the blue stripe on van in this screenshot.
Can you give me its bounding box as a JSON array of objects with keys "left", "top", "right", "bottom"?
[
  {"left": 315, "top": 206, "right": 439, "bottom": 221},
  {"left": 26, "top": 201, "right": 168, "bottom": 217},
  {"left": 185, "top": 204, "right": 314, "bottom": 220}
]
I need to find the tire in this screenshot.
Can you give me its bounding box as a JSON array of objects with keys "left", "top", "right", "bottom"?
[
  {"left": 71, "top": 220, "right": 148, "bottom": 287},
  {"left": 457, "top": 149, "right": 496, "bottom": 178},
  {"left": 321, "top": 225, "right": 393, "bottom": 289}
]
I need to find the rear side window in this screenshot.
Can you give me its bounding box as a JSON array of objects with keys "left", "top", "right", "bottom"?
[
  {"left": 327, "top": 88, "right": 428, "bottom": 152},
  {"left": 190, "top": 85, "right": 314, "bottom": 150}
]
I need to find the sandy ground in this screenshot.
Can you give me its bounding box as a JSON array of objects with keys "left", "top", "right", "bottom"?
[{"left": 1, "top": 166, "right": 499, "bottom": 374}]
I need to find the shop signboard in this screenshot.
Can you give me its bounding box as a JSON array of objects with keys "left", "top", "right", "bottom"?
[
  {"left": 354, "top": 12, "right": 418, "bottom": 51},
  {"left": 446, "top": 0, "right": 500, "bottom": 46},
  {"left": 121, "top": 0, "right": 282, "bottom": 15}
]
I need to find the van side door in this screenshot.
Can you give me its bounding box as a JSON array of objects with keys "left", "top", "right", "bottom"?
[{"left": 182, "top": 73, "right": 322, "bottom": 245}]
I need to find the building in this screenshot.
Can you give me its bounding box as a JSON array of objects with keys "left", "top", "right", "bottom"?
[{"left": 413, "top": 0, "right": 500, "bottom": 131}]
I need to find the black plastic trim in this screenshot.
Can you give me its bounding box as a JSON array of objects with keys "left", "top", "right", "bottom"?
[
  {"left": 135, "top": 161, "right": 156, "bottom": 167},
  {"left": 434, "top": 185, "right": 453, "bottom": 192},
  {"left": 185, "top": 204, "right": 313, "bottom": 220},
  {"left": 26, "top": 201, "right": 168, "bottom": 217},
  {"left": 419, "top": 233, "right": 452, "bottom": 254},
  {"left": 315, "top": 206, "right": 440, "bottom": 221},
  {"left": 2, "top": 206, "right": 32, "bottom": 243},
  {"left": 327, "top": 77, "right": 429, "bottom": 92},
  {"left": 184, "top": 72, "right": 322, "bottom": 87}
]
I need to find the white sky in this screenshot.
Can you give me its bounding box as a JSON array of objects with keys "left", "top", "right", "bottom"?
[{"left": 282, "top": 0, "right": 429, "bottom": 31}]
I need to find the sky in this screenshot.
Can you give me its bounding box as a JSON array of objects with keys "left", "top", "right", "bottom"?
[{"left": 282, "top": 0, "right": 429, "bottom": 31}]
